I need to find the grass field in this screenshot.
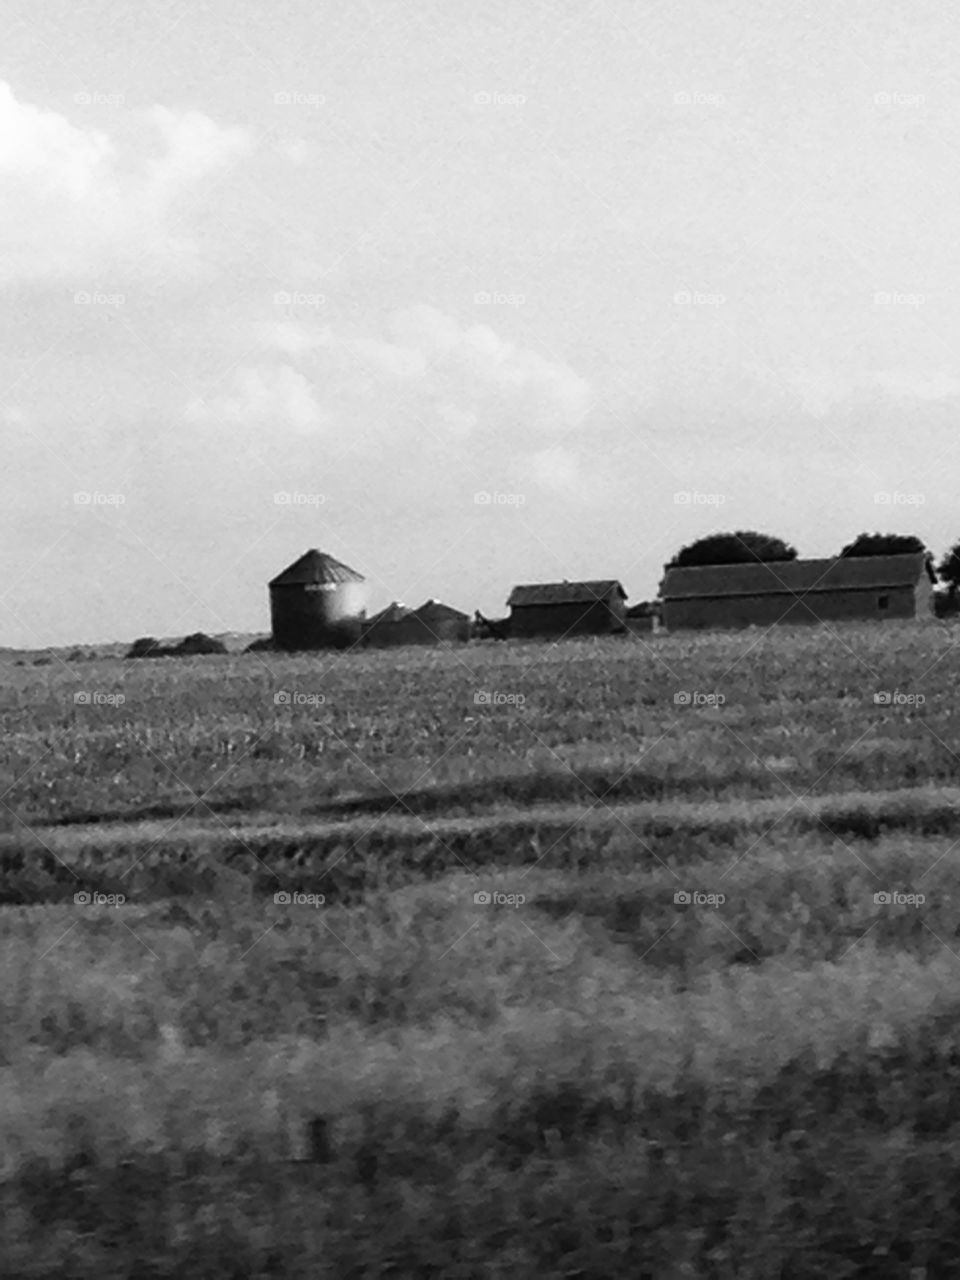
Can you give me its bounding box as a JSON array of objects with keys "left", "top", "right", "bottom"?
[{"left": 3, "top": 621, "right": 960, "bottom": 1276}]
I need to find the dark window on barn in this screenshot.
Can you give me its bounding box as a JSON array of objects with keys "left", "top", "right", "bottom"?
[{"left": 878, "top": 595, "right": 889, "bottom": 610}]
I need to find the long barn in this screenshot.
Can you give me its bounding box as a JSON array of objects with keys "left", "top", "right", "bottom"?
[
  {"left": 659, "top": 552, "right": 936, "bottom": 631},
  {"left": 507, "top": 580, "right": 627, "bottom": 639}
]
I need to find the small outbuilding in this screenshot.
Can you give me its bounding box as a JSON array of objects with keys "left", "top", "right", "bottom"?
[
  {"left": 362, "top": 598, "right": 471, "bottom": 648},
  {"left": 625, "top": 601, "right": 661, "bottom": 634},
  {"left": 361, "top": 601, "right": 414, "bottom": 648},
  {"left": 507, "top": 579, "right": 627, "bottom": 639},
  {"left": 659, "top": 552, "right": 936, "bottom": 631},
  {"left": 269, "top": 549, "right": 368, "bottom": 651}
]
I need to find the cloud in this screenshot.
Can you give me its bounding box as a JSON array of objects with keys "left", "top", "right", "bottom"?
[
  {"left": 0, "top": 82, "right": 250, "bottom": 285},
  {"left": 525, "top": 447, "right": 581, "bottom": 493},
  {"left": 867, "top": 371, "right": 960, "bottom": 401},
  {"left": 185, "top": 365, "right": 325, "bottom": 434},
  {"left": 260, "top": 304, "right": 592, "bottom": 434}
]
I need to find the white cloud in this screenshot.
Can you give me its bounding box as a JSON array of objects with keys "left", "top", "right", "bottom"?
[
  {"left": 867, "top": 371, "right": 960, "bottom": 401},
  {"left": 185, "top": 365, "right": 324, "bottom": 434},
  {"left": 526, "top": 447, "right": 581, "bottom": 493},
  {"left": 260, "top": 304, "right": 592, "bottom": 434},
  {"left": 0, "top": 82, "right": 250, "bottom": 285}
]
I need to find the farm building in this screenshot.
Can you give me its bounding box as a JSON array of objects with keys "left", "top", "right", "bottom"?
[
  {"left": 361, "top": 601, "right": 413, "bottom": 648},
  {"left": 659, "top": 552, "right": 936, "bottom": 631},
  {"left": 268, "top": 549, "right": 368, "bottom": 651},
  {"left": 362, "top": 598, "right": 471, "bottom": 648},
  {"left": 507, "top": 580, "right": 627, "bottom": 639},
  {"left": 625, "top": 601, "right": 661, "bottom": 634}
]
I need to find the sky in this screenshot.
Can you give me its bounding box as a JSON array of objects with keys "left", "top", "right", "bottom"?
[{"left": 4, "top": 0, "right": 960, "bottom": 645}]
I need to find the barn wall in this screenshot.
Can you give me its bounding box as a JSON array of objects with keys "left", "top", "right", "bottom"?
[
  {"left": 662, "top": 584, "right": 922, "bottom": 631},
  {"left": 363, "top": 614, "right": 471, "bottom": 648},
  {"left": 510, "top": 598, "right": 625, "bottom": 637}
]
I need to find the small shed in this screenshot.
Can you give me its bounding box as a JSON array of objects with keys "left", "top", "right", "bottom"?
[
  {"left": 625, "top": 601, "right": 661, "bottom": 634},
  {"left": 659, "top": 552, "right": 936, "bottom": 631},
  {"left": 362, "top": 598, "right": 471, "bottom": 648},
  {"left": 507, "top": 579, "right": 627, "bottom": 639},
  {"left": 361, "top": 602, "right": 414, "bottom": 648},
  {"left": 269, "top": 549, "right": 368, "bottom": 651}
]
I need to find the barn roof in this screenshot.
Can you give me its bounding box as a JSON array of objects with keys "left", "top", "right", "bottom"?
[
  {"left": 626, "top": 600, "right": 660, "bottom": 618},
  {"left": 660, "top": 553, "right": 934, "bottom": 600},
  {"left": 269, "top": 549, "right": 365, "bottom": 588},
  {"left": 411, "top": 598, "right": 471, "bottom": 622},
  {"left": 365, "top": 601, "right": 411, "bottom": 626},
  {"left": 507, "top": 580, "right": 627, "bottom": 607}
]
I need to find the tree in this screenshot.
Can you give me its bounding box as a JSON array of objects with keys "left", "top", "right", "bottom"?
[
  {"left": 667, "top": 530, "right": 799, "bottom": 569},
  {"left": 838, "top": 532, "right": 926, "bottom": 558},
  {"left": 937, "top": 542, "right": 960, "bottom": 596}
]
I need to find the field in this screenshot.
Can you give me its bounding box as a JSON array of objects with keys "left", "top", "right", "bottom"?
[{"left": 2, "top": 621, "right": 960, "bottom": 1276}]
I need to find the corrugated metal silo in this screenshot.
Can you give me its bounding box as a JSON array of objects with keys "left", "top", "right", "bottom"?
[{"left": 268, "top": 549, "right": 367, "bottom": 650}]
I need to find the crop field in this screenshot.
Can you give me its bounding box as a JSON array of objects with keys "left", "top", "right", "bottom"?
[{"left": 3, "top": 621, "right": 960, "bottom": 1276}]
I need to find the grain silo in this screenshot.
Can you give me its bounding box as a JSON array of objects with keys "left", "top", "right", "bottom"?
[{"left": 268, "top": 549, "right": 368, "bottom": 651}]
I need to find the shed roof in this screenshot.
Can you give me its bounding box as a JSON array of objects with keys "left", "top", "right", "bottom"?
[
  {"left": 411, "top": 598, "right": 471, "bottom": 622},
  {"left": 365, "top": 601, "right": 411, "bottom": 626},
  {"left": 269, "top": 549, "right": 365, "bottom": 588},
  {"left": 507, "top": 580, "right": 627, "bottom": 608},
  {"left": 660, "top": 553, "right": 934, "bottom": 600}
]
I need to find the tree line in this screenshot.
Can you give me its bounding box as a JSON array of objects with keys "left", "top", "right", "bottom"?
[{"left": 667, "top": 530, "right": 960, "bottom": 596}]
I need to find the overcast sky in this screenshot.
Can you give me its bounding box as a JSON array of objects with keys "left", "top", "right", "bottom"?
[{"left": 3, "top": 0, "right": 960, "bottom": 645}]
